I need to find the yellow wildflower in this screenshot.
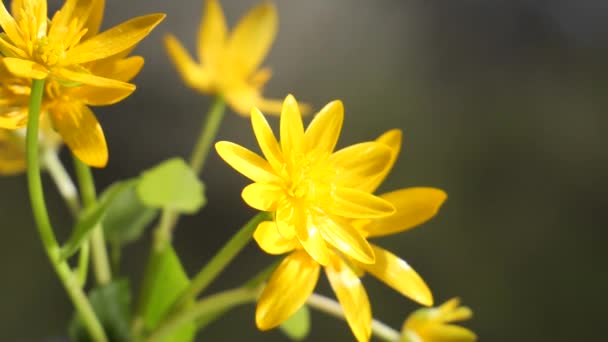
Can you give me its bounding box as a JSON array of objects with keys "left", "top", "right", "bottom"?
[
  {"left": 216, "top": 95, "right": 446, "bottom": 341},
  {"left": 165, "top": 0, "right": 289, "bottom": 116},
  {"left": 401, "top": 298, "right": 477, "bottom": 342},
  {"left": 0, "top": 0, "right": 164, "bottom": 89}
]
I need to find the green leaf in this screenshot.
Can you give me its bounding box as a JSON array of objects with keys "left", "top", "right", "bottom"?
[
  {"left": 136, "top": 158, "right": 205, "bottom": 214},
  {"left": 279, "top": 305, "right": 311, "bottom": 341},
  {"left": 61, "top": 180, "right": 136, "bottom": 260},
  {"left": 69, "top": 279, "right": 132, "bottom": 342},
  {"left": 103, "top": 181, "right": 158, "bottom": 246},
  {"left": 139, "top": 246, "right": 195, "bottom": 342}
]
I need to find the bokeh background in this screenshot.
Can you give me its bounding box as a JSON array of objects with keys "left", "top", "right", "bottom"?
[{"left": 2, "top": 0, "right": 607, "bottom": 341}]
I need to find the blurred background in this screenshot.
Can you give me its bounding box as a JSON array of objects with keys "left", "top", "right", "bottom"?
[{"left": 2, "top": 0, "right": 607, "bottom": 341}]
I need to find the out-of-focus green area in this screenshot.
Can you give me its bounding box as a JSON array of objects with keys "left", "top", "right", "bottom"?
[{"left": 2, "top": 0, "right": 607, "bottom": 341}]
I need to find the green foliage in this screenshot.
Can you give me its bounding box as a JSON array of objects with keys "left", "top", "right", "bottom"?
[
  {"left": 136, "top": 158, "right": 206, "bottom": 214},
  {"left": 279, "top": 305, "right": 311, "bottom": 341},
  {"left": 103, "top": 181, "right": 158, "bottom": 246},
  {"left": 139, "top": 246, "right": 195, "bottom": 342},
  {"left": 69, "top": 279, "right": 131, "bottom": 342},
  {"left": 61, "top": 181, "right": 135, "bottom": 260}
]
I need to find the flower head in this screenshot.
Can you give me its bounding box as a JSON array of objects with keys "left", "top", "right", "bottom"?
[
  {"left": 165, "top": 0, "right": 292, "bottom": 116},
  {"left": 215, "top": 95, "right": 447, "bottom": 342},
  {"left": 401, "top": 298, "right": 477, "bottom": 342},
  {"left": 0, "top": 0, "right": 164, "bottom": 88}
]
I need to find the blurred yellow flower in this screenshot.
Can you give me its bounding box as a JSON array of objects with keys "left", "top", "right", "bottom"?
[
  {"left": 401, "top": 298, "right": 477, "bottom": 342},
  {"left": 165, "top": 0, "right": 289, "bottom": 116},
  {"left": 0, "top": 0, "right": 164, "bottom": 89},
  {"left": 216, "top": 94, "right": 446, "bottom": 341}
]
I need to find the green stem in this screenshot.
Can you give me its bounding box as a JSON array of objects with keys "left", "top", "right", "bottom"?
[
  {"left": 145, "top": 286, "right": 259, "bottom": 342},
  {"left": 77, "top": 241, "right": 90, "bottom": 287},
  {"left": 306, "top": 293, "right": 401, "bottom": 342},
  {"left": 189, "top": 96, "right": 225, "bottom": 173},
  {"left": 73, "top": 157, "right": 112, "bottom": 285},
  {"left": 26, "top": 79, "right": 108, "bottom": 342},
  {"left": 173, "top": 212, "right": 271, "bottom": 309},
  {"left": 42, "top": 150, "right": 80, "bottom": 216}
]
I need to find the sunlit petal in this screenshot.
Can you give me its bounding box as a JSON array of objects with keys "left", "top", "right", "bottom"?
[
  {"left": 67, "top": 86, "right": 134, "bottom": 106},
  {"left": 241, "top": 183, "right": 283, "bottom": 211},
  {"left": 358, "top": 129, "right": 402, "bottom": 193},
  {"left": 55, "top": 67, "right": 135, "bottom": 90},
  {"left": 198, "top": 0, "right": 227, "bottom": 65},
  {"left": 226, "top": 2, "right": 277, "bottom": 77},
  {"left": 83, "top": 0, "right": 105, "bottom": 38},
  {"left": 325, "top": 256, "right": 372, "bottom": 342},
  {"left": 165, "top": 34, "right": 212, "bottom": 91},
  {"left": 329, "top": 187, "right": 395, "bottom": 219},
  {"left": 256, "top": 250, "right": 320, "bottom": 330},
  {"left": 329, "top": 142, "right": 392, "bottom": 188},
  {"left": 304, "top": 100, "right": 343, "bottom": 155},
  {"left": 3, "top": 58, "right": 48, "bottom": 79},
  {"left": 359, "top": 245, "right": 433, "bottom": 306},
  {"left": 253, "top": 221, "right": 297, "bottom": 255},
  {"left": 89, "top": 55, "right": 144, "bottom": 82},
  {"left": 363, "top": 188, "right": 447, "bottom": 237},
  {"left": 0, "top": 2, "right": 23, "bottom": 46},
  {"left": 251, "top": 107, "right": 283, "bottom": 171},
  {"left": 215, "top": 141, "right": 279, "bottom": 183},
  {"left": 64, "top": 14, "right": 165, "bottom": 64},
  {"left": 295, "top": 209, "right": 330, "bottom": 266},
  {"left": 316, "top": 215, "right": 374, "bottom": 264},
  {"left": 49, "top": 0, "right": 95, "bottom": 37},
  {"left": 275, "top": 199, "right": 297, "bottom": 240},
  {"left": 49, "top": 102, "right": 108, "bottom": 167},
  {"left": 280, "top": 94, "right": 304, "bottom": 155}
]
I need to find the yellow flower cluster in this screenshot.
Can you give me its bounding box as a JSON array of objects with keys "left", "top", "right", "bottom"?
[
  {"left": 401, "top": 298, "right": 477, "bottom": 342},
  {"left": 0, "top": 0, "right": 164, "bottom": 167}
]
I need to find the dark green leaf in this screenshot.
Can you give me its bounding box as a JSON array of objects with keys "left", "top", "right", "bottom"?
[
  {"left": 279, "top": 305, "right": 311, "bottom": 341},
  {"left": 103, "top": 182, "right": 158, "bottom": 246},
  {"left": 69, "top": 279, "right": 131, "bottom": 342},
  {"left": 139, "top": 246, "right": 195, "bottom": 342},
  {"left": 136, "top": 158, "right": 205, "bottom": 214},
  {"left": 61, "top": 180, "right": 136, "bottom": 260}
]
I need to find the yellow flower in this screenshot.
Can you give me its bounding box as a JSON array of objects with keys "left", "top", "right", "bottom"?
[
  {"left": 165, "top": 0, "right": 289, "bottom": 116},
  {"left": 215, "top": 95, "right": 447, "bottom": 341},
  {"left": 0, "top": 0, "right": 164, "bottom": 89},
  {"left": 401, "top": 298, "right": 477, "bottom": 342}
]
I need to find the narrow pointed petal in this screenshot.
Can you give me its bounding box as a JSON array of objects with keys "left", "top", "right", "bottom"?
[
  {"left": 0, "top": 2, "right": 23, "bottom": 46},
  {"left": 198, "top": 0, "right": 227, "bottom": 65},
  {"left": 363, "top": 188, "right": 447, "bottom": 237},
  {"left": 165, "top": 34, "right": 212, "bottom": 91},
  {"left": 10, "top": 0, "right": 23, "bottom": 20},
  {"left": 3, "top": 58, "right": 48, "bottom": 79},
  {"left": 89, "top": 55, "right": 144, "bottom": 82},
  {"left": 295, "top": 209, "right": 330, "bottom": 266},
  {"left": 358, "top": 129, "right": 402, "bottom": 193},
  {"left": 55, "top": 67, "right": 135, "bottom": 90},
  {"left": 426, "top": 325, "right": 478, "bottom": 342},
  {"left": 0, "top": 35, "right": 27, "bottom": 58},
  {"left": 325, "top": 256, "right": 372, "bottom": 342},
  {"left": 83, "top": 0, "right": 105, "bottom": 38},
  {"left": 226, "top": 2, "right": 277, "bottom": 77},
  {"left": 359, "top": 245, "right": 433, "bottom": 306},
  {"left": 256, "top": 250, "right": 320, "bottom": 330},
  {"left": 280, "top": 95, "right": 304, "bottom": 155},
  {"left": 251, "top": 107, "right": 283, "bottom": 171},
  {"left": 215, "top": 141, "right": 279, "bottom": 183},
  {"left": 317, "top": 215, "right": 374, "bottom": 264},
  {"left": 275, "top": 200, "right": 297, "bottom": 240},
  {"left": 329, "top": 142, "right": 392, "bottom": 188},
  {"left": 330, "top": 187, "right": 395, "bottom": 219},
  {"left": 304, "top": 100, "right": 343, "bottom": 155},
  {"left": 64, "top": 14, "right": 165, "bottom": 64},
  {"left": 49, "top": 0, "right": 95, "bottom": 36},
  {"left": 66, "top": 86, "right": 134, "bottom": 106},
  {"left": 49, "top": 103, "right": 108, "bottom": 167},
  {"left": 253, "top": 221, "right": 297, "bottom": 255},
  {"left": 241, "top": 183, "right": 283, "bottom": 211}
]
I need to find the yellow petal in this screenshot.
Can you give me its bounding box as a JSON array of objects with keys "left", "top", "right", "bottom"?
[
  {"left": 0, "top": 2, "right": 23, "bottom": 47},
  {"left": 0, "top": 35, "right": 27, "bottom": 58},
  {"left": 359, "top": 245, "right": 433, "bottom": 306},
  {"left": 83, "top": 0, "right": 105, "bottom": 38},
  {"left": 49, "top": 0, "right": 95, "bottom": 37},
  {"left": 362, "top": 188, "right": 447, "bottom": 237},
  {"left": 215, "top": 141, "right": 279, "bottom": 183},
  {"left": 197, "top": 0, "right": 227, "bottom": 65},
  {"left": 67, "top": 85, "right": 134, "bottom": 106},
  {"left": 426, "top": 325, "right": 478, "bottom": 342},
  {"left": 241, "top": 182, "right": 283, "bottom": 211},
  {"left": 330, "top": 187, "right": 395, "bottom": 219},
  {"left": 251, "top": 107, "right": 283, "bottom": 171},
  {"left": 254, "top": 96, "right": 285, "bottom": 116},
  {"left": 226, "top": 2, "right": 277, "bottom": 77},
  {"left": 256, "top": 250, "right": 320, "bottom": 330},
  {"left": 253, "top": 221, "right": 297, "bottom": 255},
  {"left": 64, "top": 14, "right": 166, "bottom": 65},
  {"left": 358, "top": 129, "right": 402, "bottom": 193},
  {"left": 275, "top": 199, "right": 297, "bottom": 240},
  {"left": 165, "top": 34, "right": 212, "bottom": 92},
  {"left": 49, "top": 102, "right": 108, "bottom": 167},
  {"left": 316, "top": 215, "right": 374, "bottom": 264},
  {"left": 295, "top": 208, "right": 330, "bottom": 266},
  {"left": 0, "top": 107, "right": 28, "bottom": 129},
  {"left": 329, "top": 142, "right": 392, "bottom": 188},
  {"left": 325, "top": 256, "right": 372, "bottom": 342},
  {"left": 280, "top": 94, "right": 304, "bottom": 155},
  {"left": 89, "top": 55, "right": 144, "bottom": 82},
  {"left": 304, "top": 100, "right": 343, "bottom": 155},
  {"left": 3, "top": 58, "right": 48, "bottom": 79},
  {"left": 54, "top": 66, "right": 135, "bottom": 90}
]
